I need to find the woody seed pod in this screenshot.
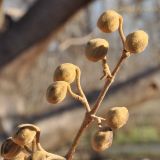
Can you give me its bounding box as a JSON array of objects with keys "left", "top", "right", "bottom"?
[
  {"left": 91, "top": 127, "right": 113, "bottom": 152},
  {"left": 13, "top": 124, "right": 40, "bottom": 146},
  {"left": 97, "top": 10, "right": 121, "bottom": 33},
  {"left": 54, "top": 63, "right": 77, "bottom": 84},
  {"left": 46, "top": 81, "right": 68, "bottom": 104},
  {"left": 1, "top": 137, "right": 21, "bottom": 159},
  {"left": 17, "top": 124, "right": 40, "bottom": 133},
  {"left": 13, "top": 126, "right": 37, "bottom": 146},
  {"left": 105, "top": 107, "right": 129, "bottom": 129},
  {"left": 85, "top": 38, "right": 109, "bottom": 62},
  {"left": 125, "top": 30, "right": 148, "bottom": 54}
]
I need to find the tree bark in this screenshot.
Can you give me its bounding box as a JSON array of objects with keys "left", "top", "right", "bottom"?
[{"left": 0, "top": 0, "right": 92, "bottom": 69}]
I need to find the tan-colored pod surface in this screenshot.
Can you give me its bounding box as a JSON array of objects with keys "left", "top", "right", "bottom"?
[
  {"left": 1, "top": 137, "right": 21, "bottom": 159},
  {"left": 54, "top": 63, "right": 77, "bottom": 84},
  {"left": 12, "top": 151, "right": 27, "bottom": 160},
  {"left": 13, "top": 124, "right": 40, "bottom": 146},
  {"left": 46, "top": 81, "right": 68, "bottom": 104},
  {"left": 125, "top": 30, "right": 148, "bottom": 53},
  {"left": 85, "top": 38, "right": 109, "bottom": 62},
  {"left": 97, "top": 10, "right": 121, "bottom": 33},
  {"left": 13, "top": 128, "right": 36, "bottom": 146},
  {"left": 17, "top": 124, "right": 40, "bottom": 132},
  {"left": 91, "top": 127, "right": 113, "bottom": 152},
  {"left": 105, "top": 107, "right": 129, "bottom": 129}
]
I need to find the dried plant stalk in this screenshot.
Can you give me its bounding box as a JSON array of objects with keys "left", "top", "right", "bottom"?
[{"left": 65, "top": 50, "right": 129, "bottom": 160}]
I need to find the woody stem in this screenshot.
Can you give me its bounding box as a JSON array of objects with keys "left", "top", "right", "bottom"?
[
  {"left": 91, "top": 50, "right": 129, "bottom": 115},
  {"left": 65, "top": 50, "right": 129, "bottom": 160},
  {"left": 65, "top": 113, "right": 93, "bottom": 160}
]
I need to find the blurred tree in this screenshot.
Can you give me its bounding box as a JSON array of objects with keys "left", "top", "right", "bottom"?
[{"left": 0, "top": 0, "right": 92, "bottom": 69}]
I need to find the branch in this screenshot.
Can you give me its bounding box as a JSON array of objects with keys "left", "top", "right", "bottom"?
[
  {"left": 65, "top": 13, "right": 129, "bottom": 159},
  {"left": 65, "top": 50, "right": 129, "bottom": 160},
  {"left": 0, "top": 0, "right": 93, "bottom": 69},
  {"left": 59, "top": 29, "right": 96, "bottom": 51},
  {"left": 0, "top": 0, "right": 5, "bottom": 31},
  {"left": 91, "top": 51, "right": 129, "bottom": 115}
]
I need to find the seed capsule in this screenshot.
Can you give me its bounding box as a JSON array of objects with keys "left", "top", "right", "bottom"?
[
  {"left": 91, "top": 127, "right": 113, "bottom": 152},
  {"left": 46, "top": 81, "right": 68, "bottom": 104},
  {"left": 17, "top": 124, "right": 40, "bottom": 133},
  {"left": 125, "top": 30, "right": 148, "bottom": 54},
  {"left": 1, "top": 137, "right": 21, "bottom": 159},
  {"left": 54, "top": 63, "right": 77, "bottom": 84},
  {"left": 13, "top": 124, "right": 40, "bottom": 146},
  {"left": 85, "top": 38, "right": 109, "bottom": 62},
  {"left": 105, "top": 107, "right": 129, "bottom": 129},
  {"left": 13, "top": 128, "right": 36, "bottom": 146},
  {"left": 97, "top": 10, "right": 121, "bottom": 33}
]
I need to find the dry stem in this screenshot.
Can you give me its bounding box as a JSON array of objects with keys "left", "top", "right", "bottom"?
[
  {"left": 100, "top": 56, "right": 112, "bottom": 80},
  {"left": 65, "top": 16, "right": 129, "bottom": 159},
  {"left": 76, "top": 68, "right": 91, "bottom": 112},
  {"left": 65, "top": 50, "right": 129, "bottom": 160},
  {"left": 118, "top": 17, "right": 126, "bottom": 47},
  {"left": 67, "top": 85, "right": 90, "bottom": 112},
  {"left": 65, "top": 113, "right": 93, "bottom": 160},
  {"left": 91, "top": 50, "right": 129, "bottom": 115}
]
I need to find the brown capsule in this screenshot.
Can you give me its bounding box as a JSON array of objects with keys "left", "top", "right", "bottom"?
[
  {"left": 125, "top": 30, "right": 148, "bottom": 54},
  {"left": 105, "top": 107, "right": 129, "bottom": 129},
  {"left": 13, "top": 128, "right": 36, "bottom": 146},
  {"left": 13, "top": 124, "right": 37, "bottom": 146},
  {"left": 85, "top": 38, "right": 109, "bottom": 62},
  {"left": 46, "top": 81, "right": 68, "bottom": 104},
  {"left": 1, "top": 137, "right": 21, "bottom": 159},
  {"left": 91, "top": 127, "right": 113, "bottom": 152},
  {"left": 54, "top": 63, "right": 77, "bottom": 84},
  {"left": 97, "top": 10, "right": 121, "bottom": 33},
  {"left": 17, "top": 124, "right": 40, "bottom": 133}
]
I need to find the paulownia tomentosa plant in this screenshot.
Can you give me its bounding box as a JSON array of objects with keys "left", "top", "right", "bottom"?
[{"left": 0, "top": 9, "right": 148, "bottom": 160}]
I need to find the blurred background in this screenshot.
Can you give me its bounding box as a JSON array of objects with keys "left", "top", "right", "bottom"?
[{"left": 0, "top": 0, "right": 160, "bottom": 160}]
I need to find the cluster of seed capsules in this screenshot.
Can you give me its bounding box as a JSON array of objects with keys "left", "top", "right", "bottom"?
[
  {"left": 0, "top": 9, "right": 149, "bottom": 159},
  {"left": 1, "top": 124, "right": 65, "bottom": 160},
  {"left": 46, "top": 65, "right": 129, "bottom": 153},
  {"left": 45, "top": 10, "right": 148, "bottom": 153},
  {"left": 46, "top": 9, "right": 148, "bottom": 106}
]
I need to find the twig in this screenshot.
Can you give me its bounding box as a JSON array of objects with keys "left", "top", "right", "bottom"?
[
  {"left": 65, "top": 17, "right": 129, "bottom": 157},
  {"left": 67, "top": 85, "right": 91, "bottom": 112},
  {"left": 65, "top": 50, "right": 130, "bottom": 160},
  {"left": 76, "top": 68, "right": 91, "bottom": 112},
  {"left": 59, "top": 29, "right": 96, "bottom": 51},
  {"left": 91, "top": 50, "right": 129, "bottom": 115},
  {"left": 65, "top": 113, "right": 93, "bottom": 160},
  {"left": 100, "top": 56, "right": 112, "bottom": 80},
  {"left": 118, "top": 16, "right": 126, "bottom": 47}
]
